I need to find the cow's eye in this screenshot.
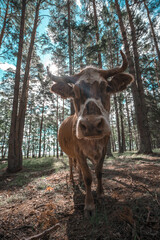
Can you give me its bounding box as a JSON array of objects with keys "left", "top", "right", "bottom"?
[{"left": 106, "top": 85, "right": 113, "bottom": 93}]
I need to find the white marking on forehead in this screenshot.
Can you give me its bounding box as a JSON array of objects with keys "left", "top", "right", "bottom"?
[
  {"left": 77, "top": 97, "right": 109, "bottom": 119},
  {"left": 77, "top": 68, "right": 106, "bottom": 84},
  {"left": 76, "top": 97, "right": 110, "bottom": 139}
]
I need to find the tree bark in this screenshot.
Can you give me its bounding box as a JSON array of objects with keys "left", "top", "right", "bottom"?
[
  {"left": 56, "top": 95, "right": 59, "bottom": 158},
  {"left": 38, "top": 101, "right": 45, "bottom": 158},
  {"left": 0, "top": 0, "right": 9, "bottom": 48},
  {"left": 125, "top": 0, "right": 152, "bottom": 153},
  {"left": 92, "top": 0, "right": 102, "bottom": 68},
  {"left": 8, "top": 0, "right": 41, "bottom": 172},
  {"left": 106, "top": 138, "right": 113, "bottom": 157},
  {"left": 154, "top": 58, "right": 160, "bottom": 89},
  {"left": 114, "top": 95, "right": 122, "bottom": 152},
  {"left": 32, "top": 135, "right": 35, "bottom": 158},
  {"left": 111, "top": 124, "right": 116, "bottom": 152},
  {"left": 8, "top": 0, "right": 26, "bottom": 172},
  {"left": 125, "top": 95, "right": 132, "bottom": 151},
  {"left": 115, "top": 0, "right": 152, "bottom": 154},
  {"left": 43, "top": 126, "right": 46, "bottom": 157},
  {"left": 67, "top": 0, "right": 72, "bottom": 76},
  {"left": 16, "top": 0, "right": 41, "bottom": 166},
  {"left": 1, "top": 121, "right": 7, "bottom": 159},
  {"left": 67, "top": 0, "right": 74, "bottom": 115},
  {"left": 27, "top": 110, "right": 32, "bottom": 158},
  {"left": 118, "top": 94, "right": 126, "bottom": 153}
]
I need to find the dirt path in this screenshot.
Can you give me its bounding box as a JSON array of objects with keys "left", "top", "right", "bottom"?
[{"left": 0, "top": 153, "right": 160, "bottom": 239}]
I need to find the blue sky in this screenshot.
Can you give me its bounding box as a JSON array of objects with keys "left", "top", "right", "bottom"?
[
  {"left": 0, "top": 0, "right": 82, "bottom": 79},
  {"left": 0, "top": 8, "right": 50, "bottom": 79}
]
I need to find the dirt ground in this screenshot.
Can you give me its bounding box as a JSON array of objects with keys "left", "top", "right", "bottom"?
[{"left": 0, "top": 153, "right": 160, "bottom": 240}]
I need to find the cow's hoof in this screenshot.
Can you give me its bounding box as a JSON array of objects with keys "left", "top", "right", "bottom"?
[
  {"left": 84, "top": 204, "right": 95, "bottom": 218},
  {"left": 84, "top": 208, "right": 95, "bottom": 218},
  {"left": 97, "top": 192, "right": 104, "bottom": 204}
]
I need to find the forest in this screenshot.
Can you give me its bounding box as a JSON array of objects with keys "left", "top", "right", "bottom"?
[{"left": 0, "top": 0, "right": 160, "bottom": 239}]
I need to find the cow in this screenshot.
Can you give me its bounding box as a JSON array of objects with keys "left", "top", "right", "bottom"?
[
  {"left": 48, "top": 51, "right": 134, "bottom": 217},
  {"left": 69, "top": 157, "right": 82, "bottom": 183}
]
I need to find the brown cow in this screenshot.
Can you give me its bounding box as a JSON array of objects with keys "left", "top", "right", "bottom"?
[
  {"left": 69, "top": 157, "right": 82, "bottom": 183},
  {"left": 48, "top": 51, "right": 134, "bottom": 217}
]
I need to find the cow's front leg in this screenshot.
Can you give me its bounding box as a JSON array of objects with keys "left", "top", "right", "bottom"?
[
  {"left": 69, "top": 157, "right": 74, "bottom": 182},
  {"left": 79, "top": 158, "right": 95, "bottom": 217},
  {"left": 95, "top": 157, "right": 105, "bottom": 199}
]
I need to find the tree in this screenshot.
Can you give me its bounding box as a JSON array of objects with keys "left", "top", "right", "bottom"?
[
  {"left": 0, "top": 0, "right": 9, "bottom": 48},
  {"left": 115, "top": 0, "right": 152, "bottom": 153},
  {"left": 125, "top": 0, "right": 152, "bottom": 153},
  {"left": 8, "top": 0, "right": 43, "bottom": 173},
  {"left": 92, "top": 0, "right": 102, "bottom": 68},
  {"left": 142, "top": 0, "right": 160, "bottom": 65},
  {"left": 8, "top": 0, "right": 26, "bottom": 172}
]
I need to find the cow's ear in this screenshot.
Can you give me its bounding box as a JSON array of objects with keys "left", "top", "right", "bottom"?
[
  {"left": 107, "top": 73, "right": 134, "bottom": 94},
  {"left": 50, "top": 82, "right": 74, "bottom": 99}
]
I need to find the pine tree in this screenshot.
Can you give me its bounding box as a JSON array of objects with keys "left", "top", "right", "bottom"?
[{"left": 8, "top": 0, "right": 44, "bottom": 173}]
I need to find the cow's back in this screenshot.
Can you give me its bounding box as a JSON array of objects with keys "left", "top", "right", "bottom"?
[{"left": 58, "top": 115, "right": 76, "bottom": 158}]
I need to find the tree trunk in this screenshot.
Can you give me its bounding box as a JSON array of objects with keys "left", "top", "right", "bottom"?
[
  {"left": 8, "top": 0, "right": 41, "bottom": 173},
  {"left": 114, "top": 95, "right": 122, "bottom": 152},
  {"left": 92, "top": 0, "right": 102, "bottom": 68},
  {"left": 1, "top": 121, "right": 7, "bottom": 159},
  {"left": 106, "top": 138, "right": 113, "bottom": 157},
  {"left": 130, "top": 108, "right": 138, "bottom": 150},
  {"left": 115, "top": 0, "right": 152, "bottom": 154},
  {"left": 60, "top": 99, "right": 65, "bottom": 157},
  {"left": 0, "top": 0, "right": 9, "bottom": 48},
  {"left": 118, "top": 94, "right": 126, "bottom": 152},
  {"left": 56, "top": 96, "right": 59, "bottom": 158},
  {"left": 111, "top": 124, "right": 116, "bottom": 152},
  {"left": 38, "top": 101, "right": 45, "bottom": 158},
  {"left": 125, "top": 95, "right": 132, "bottom": 151},
  {"left": 43, "top": 126, "right": 46, "bottom": 157},
  {"left": 8, "top": 0, "right": 26, "bottom": 173},
  {"left": 27, "top": 112, "right": 32, "bottom": 158},
  {"left": 17, "top": 0, "right": 41, "bottom": 162},
  {"left": 67, "top": 0, "right": 74, "bottom": 115},
  {"left": 154, "top": 58, "right": 160, "bottom": 89},
  {"left": 67, "top": 0, "right": 72, "bottom": 76},
  {"left": 125, "top": 0, "right": 152, "bottom": 153},
  {"left": 32, "top": 135, "right": 35, "bottom": 158},
  {"left": 53, "top": 139, "right": 55, "bottom": 157}
]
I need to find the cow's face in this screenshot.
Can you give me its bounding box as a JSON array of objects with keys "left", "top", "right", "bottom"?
[
  {"left": 73, "top": 69, "right": 111, "bottom": 139},
  {"left": 49, "top": 51, "right": 134, "bottom": 140}
]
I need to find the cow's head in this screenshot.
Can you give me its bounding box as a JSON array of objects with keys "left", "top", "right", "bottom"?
[{"left": 48, "top": 51, "right": 134, "bottom": 140}]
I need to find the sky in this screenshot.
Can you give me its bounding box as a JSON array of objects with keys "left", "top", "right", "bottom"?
[
  {"left": 0, "top": 0, "right": 82, "bottom": 79},
  {"left": 0, "top": 8, "right": 51, "bottom": 79}
]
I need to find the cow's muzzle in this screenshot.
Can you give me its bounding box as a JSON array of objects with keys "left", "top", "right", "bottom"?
[{"left": 77, "top": 116, "right": 111, "bottom": 139}]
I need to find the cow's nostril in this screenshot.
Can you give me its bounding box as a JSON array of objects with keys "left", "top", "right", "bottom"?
[
  {"left": 80, "top": 122, "right": 87, "bottom": 131},
  {"left": 97, "top": 118, "right": 104, "bottom": 130}
]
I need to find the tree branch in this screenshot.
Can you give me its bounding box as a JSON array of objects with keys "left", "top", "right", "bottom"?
[{"left": 24, "top": 223, "right": 60, "bottom": 240}]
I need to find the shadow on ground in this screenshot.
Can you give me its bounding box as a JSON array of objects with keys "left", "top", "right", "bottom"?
[
  {"left": 0, "top": 153, "right": 160, "bottom": 239},
  {"left": 66, "top": 170, "right": 160, "bottom": 240}
]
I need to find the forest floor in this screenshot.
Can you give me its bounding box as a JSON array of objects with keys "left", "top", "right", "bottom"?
[{"left": 0, "top": 150, "right": 160, "bottom": 240}]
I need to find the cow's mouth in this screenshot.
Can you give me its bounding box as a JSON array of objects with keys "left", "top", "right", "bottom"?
[{"left": 84, "top": 134, "right": 104, "bottom": 140}]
